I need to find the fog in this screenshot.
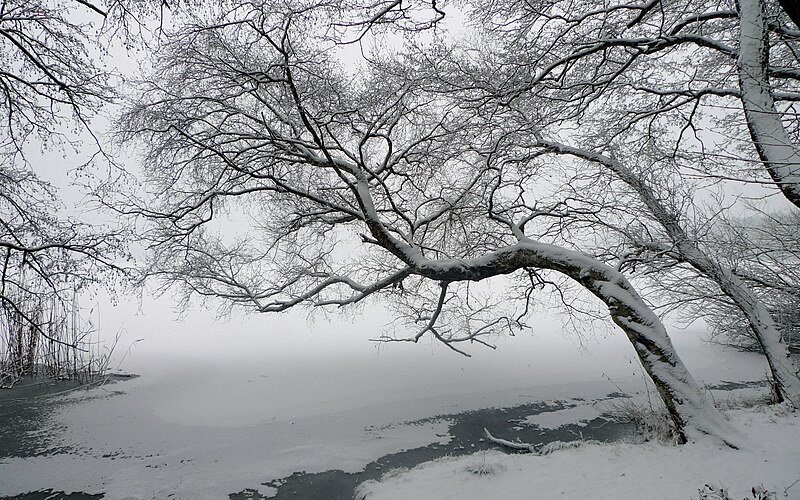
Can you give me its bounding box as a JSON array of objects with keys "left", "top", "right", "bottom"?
[{"left": 90, "top": 288, "right": 760, "bottom": 428}]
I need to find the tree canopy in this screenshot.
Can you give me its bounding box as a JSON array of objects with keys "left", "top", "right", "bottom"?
[
  {"left": 2, "top": 0, "right": 797, "bottom": 444},
  {"left": 112, "top": 0, "right": 800, "bottom": 444}
]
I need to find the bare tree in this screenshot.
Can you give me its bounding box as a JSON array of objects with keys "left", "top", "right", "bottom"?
[
  {"left": 529, "top": 139, "right": 800, "bottom": 406},
  {"left": 0, "top": 0, "right": 166, "bottom": 379},
  {"left": 464, "top": 0, "right": 800, "bottom": 208},
  {"left": 0, "top": 160, "right": 126, "bottom": 364},
  {"left": 116, "top": 1, "right": 742, "bottom": 445},
  {"left": 0, "top": 0, "right": 170, "bottom": 152}
]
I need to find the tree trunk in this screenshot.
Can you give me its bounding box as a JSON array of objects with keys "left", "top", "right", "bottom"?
[
  {"left": 738, "top": 0, "right": 800, "bottom": 209},
  {"left": 539, "top": 140, "right": 800, "bottom": 407},
  {"left": 542, "top": 250, "right": 741, "bottom": 447},
  {"left": 694, "top": 261, "right": 800, "bottom": 406}
]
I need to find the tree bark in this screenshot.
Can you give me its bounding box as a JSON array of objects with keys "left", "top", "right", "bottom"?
[{"left": 738, "top": 0, "right": 800, "bottom": 209}]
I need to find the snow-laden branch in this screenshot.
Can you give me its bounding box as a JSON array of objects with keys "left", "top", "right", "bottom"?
[
  {"left": 483, "top": 428, "right": 536, "bottom": 453},
  {"left": 534, "top": 138, "right": 800, "bottom": 406},
  {"left": 738, "top": 0, "right": 800, "bottom": 209},
  {"left": 347, "top": 153, "right": 739, "bottom": 445}
]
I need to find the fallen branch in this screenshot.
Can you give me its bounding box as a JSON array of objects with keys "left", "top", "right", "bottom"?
[
  {"left": 483, "top": 428, "right": 602, "bottom": 456},
  {"left": 483, "top": 428, "right": 536, "bottom": 453}
]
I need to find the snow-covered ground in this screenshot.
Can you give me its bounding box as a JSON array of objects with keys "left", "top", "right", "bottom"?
[
  {"left": 356, "top": 405, "right": 800, "bottom": 500},
  {"left": 0, "top": 311, "right": 789, "bottom": 499}
]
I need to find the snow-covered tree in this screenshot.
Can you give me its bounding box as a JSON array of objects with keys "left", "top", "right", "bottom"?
[
  {"left": 528, "top": 140, "right": 800, "bottom": 406},
  {"left": 117, "top": 0, "right": 743, "bottom": 445},
  {"left": 442, "top": 0, "right": 800, "bottom": 405},
  {"left": 703, "top": 211, "right": 800, "bottom": 354},
  {"left": 464, "top": 0, "right": 800, "bottom": 207},
  {"left": 738, "top": 0, "right": 800, "bottom": 209}
]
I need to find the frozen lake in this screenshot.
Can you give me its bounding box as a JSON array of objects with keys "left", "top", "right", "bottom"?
[{"left": 0, "top": 302, "right": 773, "bottom": 498}]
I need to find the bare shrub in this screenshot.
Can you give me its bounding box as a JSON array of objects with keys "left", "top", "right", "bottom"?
[
  {"left": 463, "top": 453, "right": 506, "bottom": 476},
  {"left": 0, "top": 284, "right": 113, "bottom": 388},
  {"left": 606, "top": 398, "right": 677, "bottom": 445}
]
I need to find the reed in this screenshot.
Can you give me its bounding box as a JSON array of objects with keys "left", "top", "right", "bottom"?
[{"left": 0, "top": 278, "right": 111, "bottom": 389}]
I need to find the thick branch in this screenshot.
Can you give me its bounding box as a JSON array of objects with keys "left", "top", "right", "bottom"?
[{"left": 738, "top": 0, "right": 800, "bottom": 208}]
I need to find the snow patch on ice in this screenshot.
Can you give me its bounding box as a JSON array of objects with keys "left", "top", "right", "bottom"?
[{"left": 522, "top": 402, "right": 604, "bottom": 429}]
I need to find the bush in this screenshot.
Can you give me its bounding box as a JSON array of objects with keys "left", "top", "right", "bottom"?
[{"left": 0, "top": 285, "right": 111, "bottom": 388}]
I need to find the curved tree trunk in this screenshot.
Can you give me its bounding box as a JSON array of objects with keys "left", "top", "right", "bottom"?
[
  {"left": 539, "top": 141, "right": 800, "bottom": 407},
  {"left": 457, "top": 243, "right": 739, "bottom": 446},
  {"left": 528, "top": 245, "right": 741, "bottom": 446},
  {"left": 356, "top": 180, "right": 740, "bottom": 445},
  {"left": 738, "top": 0, "right": 800, "bottom": 209}
]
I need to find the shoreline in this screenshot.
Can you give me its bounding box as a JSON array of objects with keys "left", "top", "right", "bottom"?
[{"left": 0, "top": 366, "right": 771, "bottom": 499}]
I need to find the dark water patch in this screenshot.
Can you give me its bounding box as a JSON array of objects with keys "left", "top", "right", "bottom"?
[
  {"left": 229, "top": 400, "right": 636, "bottom": 500},
  {"left": 0, "top": 490, "right": 104, "bottom": 500},
  {"left": 0, "top": 376, "right": 138, "bottom": 500},
  {"left": 705, "top": 380, "right": 769, "bottom": 391}
]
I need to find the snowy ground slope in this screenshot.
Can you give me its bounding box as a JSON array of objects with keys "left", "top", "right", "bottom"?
[{"left": 357, "top": 406, "right": 800, "bottom": 500}]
